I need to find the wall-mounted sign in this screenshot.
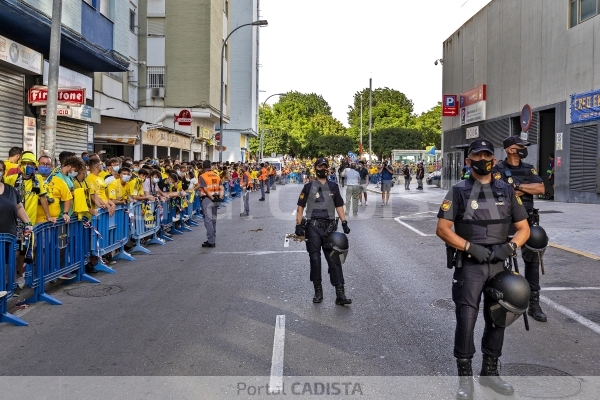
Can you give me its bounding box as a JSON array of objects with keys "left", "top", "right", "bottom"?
[
  {"left": 28, "top": 86, "right": 86, "bottom": 106},
  {"left": 570, "top": 89, "right": 600, "bottom": 123},
  {"left": 0, "top": 35, "right": 43, "bottom": 74},
  {"left": 174, "top": 109, "right": 193, "bottom": 126},
  {"left": 23, "top": 117, "right": 36, "bottom": 152},
  {"left": 465, "top": 126, "right": 479, "bottom": 139},
  {"left": 443, "top": 95, "right": 458, "bottom": 117},
  {"left": 521, "top": 104, "right": 533, "bottom": 131},
  {"left": 556, "top": 132, "right": 563, "bottom": 151},
  {"left": 41, "top": 107, "right": 73, "bottom": 117},
  {"left": 460, "top": 85, "right": 486, "bottom": 126}
]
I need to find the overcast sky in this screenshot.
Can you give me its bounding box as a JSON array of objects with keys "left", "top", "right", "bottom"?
[{"left": 257, "top": 0, "right": 492, "bottom": 126}]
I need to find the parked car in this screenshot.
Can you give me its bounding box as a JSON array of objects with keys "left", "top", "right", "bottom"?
[{"left": 426, "top": 171, "right": 441, "bottom": 187}]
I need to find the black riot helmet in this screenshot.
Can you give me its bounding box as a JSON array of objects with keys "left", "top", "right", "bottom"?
[
  {"left": 485, "top": 271, "right": 531, "bottom": 327},
  {"left": 323, "top": 231, "right": 349, "bottom": 264},
  {"left": 525, "top": 225, "right": 548, "bottom": 250}
]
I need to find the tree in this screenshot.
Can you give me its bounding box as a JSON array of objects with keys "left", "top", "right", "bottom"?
[
  {"left": 315, "top": 135, "right": 354, "bottom": 157},
  {"left": 372, "top": 127, "right": 424, "bottom": 160},
  {"left": 414, "top": 102, "right": 442, "bottom": 149}
]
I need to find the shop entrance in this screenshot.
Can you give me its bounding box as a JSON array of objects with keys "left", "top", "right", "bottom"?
[{"left": 538, "top": 109, "right": 556, "bottom": 198}]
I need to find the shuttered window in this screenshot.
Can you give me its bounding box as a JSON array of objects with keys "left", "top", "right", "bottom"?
[
  {"left": 0, "top": 66, "right": 25, "bottom": 159},
  {"left": 147, "top": 17, "right": 165, "bottom": 36},
  {"left": 569, "top": 124, "right": 598, "bottom": 192},
  {"left": 39, "top": 119, "right": 89, "bottom": 156}
]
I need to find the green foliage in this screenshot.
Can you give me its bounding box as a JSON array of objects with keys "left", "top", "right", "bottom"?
[
  {"left": 414, "top": 102, "right": 442, "bottom": 149},
  {"left": 315, "top": 135, "right": 354, "bottom": 157},
  {"left": 372, "top": 127, "right": 424, "bottom": 159},
  {"left": 251, "top": 91, "right": 350, "bottom": 158}
]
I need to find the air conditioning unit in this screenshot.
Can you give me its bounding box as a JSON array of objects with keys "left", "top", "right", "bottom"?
[{"left": 151, "top": 87, "right": 164, "bottom": 98}]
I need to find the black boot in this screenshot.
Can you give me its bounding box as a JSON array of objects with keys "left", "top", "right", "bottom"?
[
  {"left": 313, "top": 282, "right": 323, "bottom": 303},
  {"left": 479, "top": 355, "right": 514, "bottom": 396},
  {"left": 456, "top": 358, "right": 474, "bottom": 400},
  {"left": 528, "top": 291, "right": 547, "bottom": 322},
  {"left": 335, "top": 284, "right": 352, "bottom": 305}
]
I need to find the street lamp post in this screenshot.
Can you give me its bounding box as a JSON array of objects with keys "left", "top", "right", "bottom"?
[
  {"left": 219, "top": 19, "right": 268, "bottom": 163},
  {"left": 259, "top": 92, "right": 284, "bottom": 161}
]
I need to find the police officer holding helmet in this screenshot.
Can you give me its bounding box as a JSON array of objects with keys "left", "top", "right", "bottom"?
[
  {"left": 436, "top": 139, "right": 530, "bottom": 400},
  {"left": 296, "top": 158, "right": 352, "bottom": 306},
  {"left": 492, "top": 136, "right": 547, "bottom": 322}
]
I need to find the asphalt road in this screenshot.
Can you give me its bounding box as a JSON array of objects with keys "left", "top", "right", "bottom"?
[{"left": 1, "top": 183, "right": 599, "bottom": 398}]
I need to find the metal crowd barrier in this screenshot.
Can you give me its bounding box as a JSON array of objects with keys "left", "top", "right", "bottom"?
[
  {"left": 185, "top": 192, "right": 200, "bottom": 227},
  {"left": 89, "top": 205, "right": 135, "bottom": 273},
  {"left": 129, "top": 200, "right": 165, "bottom": 254},
  {"left": 0, "top": 234, "right": 27, "bottom": 326}
]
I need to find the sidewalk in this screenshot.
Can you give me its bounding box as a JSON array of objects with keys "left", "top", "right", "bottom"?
[{"left": 369, "top": 180, "right": 600, "bottom": 260}]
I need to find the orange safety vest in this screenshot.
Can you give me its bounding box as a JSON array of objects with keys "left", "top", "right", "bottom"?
[
  {"left": 259, "top": 167, "right": 268, "bottom": 181},
  {"left": 240, "top": 171, "right": 253, "bottom": 189},
  {"left": 200, "top": 170, "right": 221, "bottom": 197}
]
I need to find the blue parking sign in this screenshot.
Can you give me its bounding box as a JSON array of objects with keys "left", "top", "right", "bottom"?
[{"left": 446, "top": 96, "right": 455, "bottom": 107}]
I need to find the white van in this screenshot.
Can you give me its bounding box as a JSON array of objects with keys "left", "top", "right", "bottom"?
[{"left": 260, "top": 157, "right": 283, "bottom": 176}]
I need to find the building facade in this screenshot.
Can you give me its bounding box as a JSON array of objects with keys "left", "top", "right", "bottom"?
[
  {"left": 441, "top": 0, "right": 600, "bottom": 204},
  {"left": 225, "top": 0, "right": 260, "bottom": 163},
  {"left": 0, "top": 0, "right": 129, "bottom": 162}
]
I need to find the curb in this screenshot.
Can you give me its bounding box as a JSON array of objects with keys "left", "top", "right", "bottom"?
[{"left": 548, "top": 242, "right": 600, "bottom": 261}]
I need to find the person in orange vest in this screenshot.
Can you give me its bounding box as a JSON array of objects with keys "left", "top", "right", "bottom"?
[
  {"left": 198, "top": 159, "right": 224, "bottom": 247},
  {"left": 268, "top": 163, "right": 277, "bottom": 190},
  {"left": 239, "top": 165, "right": 253, "bottom": 217},
  {"left": 258, "top": 162, "right": 269, "bottom": 201}
]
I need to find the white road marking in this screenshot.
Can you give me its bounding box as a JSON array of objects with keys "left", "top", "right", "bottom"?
[
  {"left": 209, "top": 251, "right": 305, "bottom": 255},
  {"left": 398, "top": 211, "right": 437, "bottom": 218},
  {"left": 540, "top": 295, "right": 600, "bottom": 335},
  {"left": 394, "top": 217, "right": 436, "bottom": 237},
  {"left": 269, "top": 315, "right": 286, "bottom": 393},
  {"left": 543, "top": 287, "right": 600, "bottom": 291}
]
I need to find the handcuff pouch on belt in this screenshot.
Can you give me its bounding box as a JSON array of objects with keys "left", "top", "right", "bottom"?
[{"left": 310, "top": 218, "right": 338, "bottom": 237}]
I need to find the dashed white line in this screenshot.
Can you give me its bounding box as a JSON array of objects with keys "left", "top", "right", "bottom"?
[
  {"left": 209, "top": 251, "right": 305, "bottom": 255},
  {"left": 543, "top": 287, "right": 600, "bottom": 291},
  {"left": 540, "top": 295, "right": 600, "bottom": 335},
  {"left": 269, "top": 315, "right": 286, "bottom": 394}
]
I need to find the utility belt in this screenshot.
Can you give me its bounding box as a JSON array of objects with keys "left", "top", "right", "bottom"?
[
  {"left": 309, "top": 218, "right": 338, "bottom": 237},
  {"left": 446, "top": 243, "right": 502, "bottom": 269}
]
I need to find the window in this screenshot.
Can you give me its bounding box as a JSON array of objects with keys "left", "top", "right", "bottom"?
[
  {"left": 130, "top": 9, "right": 136, "bottom": 32},
  {"left": 100, "top": 0, "right": 110, "bottom": 18},
  {"left": 147, "top": 66, "right": 165, "bottom": 88},
  {"left": 223, "top": 0, "right": 228, "bottom": 16},
  {"left": 83, "top": 0, "right": 93, "bottom": 6},
  {"left": 570, "top": 0, "right": 600, "bottom": 27},
  {"left": 147, "top": 17, "right": 165, "bottom": 36}
]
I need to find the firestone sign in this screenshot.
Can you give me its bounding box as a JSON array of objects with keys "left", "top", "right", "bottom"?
[{"left": 28, "top": 86, "right": 86, "bottom": 106}]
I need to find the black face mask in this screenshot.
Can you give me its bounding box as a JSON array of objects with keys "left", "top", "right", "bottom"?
[
  {"left": 468, "top": 158, "right": 493, "bottom": 175},
  {"left": 315, "top": 169, "right": 327, "bottom": 178},
  {"left": 516, "top": 148, "right": 528, "bottom": 159}
]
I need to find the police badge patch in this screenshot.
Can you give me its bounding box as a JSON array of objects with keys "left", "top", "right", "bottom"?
[
  {"left": 441, "top": 199, "right": 452, "bottom": 211},
  {"left": 531, "top": 168, "right": 538, "bottom": 175},
  {"left": 299, "top": 193, "right": 305, "bottom": 200},
  {"left": 493, "top": 172, "right": 501, "bottom": 180},
  {"left": 471, "top": 200, "right": 479, "bottom": 210},
  {"left": 516, "top": 196, "right": 523, "bottom": 205}
]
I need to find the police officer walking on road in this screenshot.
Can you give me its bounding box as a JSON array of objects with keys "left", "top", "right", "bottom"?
[
  {"left": 199, "top": 160, "right": 224, "bottom": 248},
  {"left": 436, "top": 140, "right": 530, "bottom": 400},
  {"left": 296, "top": 158, "right": 352, "bottom": 306},
  {"left": 492, "top": 136, "right": 547, "bottom": 322}
]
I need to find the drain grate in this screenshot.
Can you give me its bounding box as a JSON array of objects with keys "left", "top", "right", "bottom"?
[
  {"left": 430, "top": 298, "right": 455, "bottom": 310},
  {"left": 66, "top": 284, "right": 124, "bottom": 298},
  {"left": 500, "top": 363, "right": 581, "bottom": 399}
]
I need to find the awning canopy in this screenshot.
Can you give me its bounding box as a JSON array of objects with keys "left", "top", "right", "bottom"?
[{"left": 95, "top": 133, "right": 139, "bottom": 145}]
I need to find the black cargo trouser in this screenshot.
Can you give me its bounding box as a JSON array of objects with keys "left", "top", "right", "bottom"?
[
  {"left": 305, "top": 223, "right": 344, "bottom": 286},
  {"left": 452, "top": 254, "right": 506, "bottom": 359}
]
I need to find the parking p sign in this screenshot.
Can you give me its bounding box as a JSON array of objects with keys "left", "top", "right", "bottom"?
[{"left": 443, "top": 95, "right": 458, "bottom": 117}]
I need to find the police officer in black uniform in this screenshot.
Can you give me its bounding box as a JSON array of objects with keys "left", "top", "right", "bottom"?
[
  {"left": 492, "top": 136, "right": 547, "bottom": 322},
  {"left": 296, "top": 158, "right": 352, "bottom": 305},
  {"left": 436, "top": 140, "right": 530, "bottom": 400}
]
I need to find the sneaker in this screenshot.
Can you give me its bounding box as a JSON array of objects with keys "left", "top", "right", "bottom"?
[
  {"left": 259, "top": 198, "right": 265, "bottom": 201},
  {"left": 0, "top": 291, "right": 7, "bottom": 298},
  {"left": 58, "top": 273, "right": 76, "bottom": 280},
  {"left": 102, "top": 258, "right": 117, "bottom": 265},
  {"left": 202, "top": 242, "right": 216, "bottom": 248},
  {"left": 365, "top": 201, "right": 369, "bottom": 206},
  {"left": 359, "top": 202, "right": 363, "bottom": 206},
  {"left": 16, "top": 276, "right": 25, "bottom": 289}
]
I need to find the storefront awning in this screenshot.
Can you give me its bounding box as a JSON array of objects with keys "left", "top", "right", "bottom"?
[{"left": 95, "top": 133, "right": 139, "bottom": 145}]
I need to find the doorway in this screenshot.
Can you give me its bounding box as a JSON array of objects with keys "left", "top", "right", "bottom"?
[{"left": 538, "top": 109, "right": 556, "bottom": 198}]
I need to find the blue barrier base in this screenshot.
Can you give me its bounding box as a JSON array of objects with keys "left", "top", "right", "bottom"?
[
  {"left": 1, "top": 312, "right": 28, "bottom": 326},
  {"left": 158, "top": 231, "right": 173, "bottom": 242},
  {"left": 81, "top": 273, "right": 100, "bottom": 284},
  {"left": 113, "top": 249, "right": 135, "bottom": 262},
  {"left": 36, "top": 293, "right": 62, "bottom": 306},
  {"left": 94, "top": 262, "right": 116, "bottom": 274}
]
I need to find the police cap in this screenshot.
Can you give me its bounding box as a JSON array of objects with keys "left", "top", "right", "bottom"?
[
  {"left": 468, "top": 139, "right": 494, "bottom": 155},
  {"left": 503, "top": 135, "right": 531, "bottom": 149},
  {"left": 314, "top": 158, "right": 329, "bottom": 167}
]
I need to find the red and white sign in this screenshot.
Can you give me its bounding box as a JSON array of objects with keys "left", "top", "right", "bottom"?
[
  {"left": 40, "top": 107, "right": 72, "bottom": 117},
  {"left": 28, "top": 86, "right": 86, "bottom": 106},
  {"left": 442, "top": 95, "right": 458, "bottom": 117},
  {"left": 174, "top": 109, "right": 193, "bottom": 126},
  {"left": 460, "top": 84, "right": 487, "bottom": 126}
]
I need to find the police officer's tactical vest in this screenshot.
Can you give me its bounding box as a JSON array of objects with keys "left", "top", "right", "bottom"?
[
  {"left": 454, "top": 178, "right": 513, "bottom": 246},
  {"left": 493, "top": 160, "right": 535, "bottom": 210},
  {"left": 305, "top": 181, "right": 336, "bottom": 220},
  {"left": 200, "top": 171, "right": 221, "bottom": 197}
]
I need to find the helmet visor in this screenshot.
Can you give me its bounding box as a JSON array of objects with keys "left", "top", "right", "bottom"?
[
  {"left": 329, "top": 249, "right": 348, "bottom": 265},
  {"left": 488, "top": 302, "right": 522, "bottom": 327}
]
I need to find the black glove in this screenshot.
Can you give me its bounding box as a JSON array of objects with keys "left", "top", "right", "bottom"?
[
  {"left": 489, "top": 243, "right": 514, "bottom": 263},
  {"left": 212, "top": 194, "right": 221, "bottom": 203},
  {"left": 466, "top": 243, "right": 492, "bottom": 263},
  {"left": 342, "top": 221, "right": 351, "bottom": 234},
  {"left": 295, "top": 224, "right": 304, "bottom": 236}
]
